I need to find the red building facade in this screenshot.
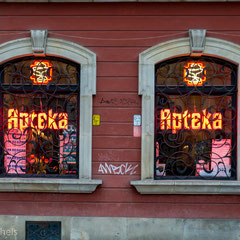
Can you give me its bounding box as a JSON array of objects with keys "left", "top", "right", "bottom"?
[{"left": 0, "top": 2, "right": 240, "bottom": 239}]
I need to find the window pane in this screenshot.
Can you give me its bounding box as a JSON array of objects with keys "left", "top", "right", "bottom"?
[
  {"left": 155, "top": 57, "right": 237, "bottom": 180},
  {"left": 26, "top": 221, "right": 61, "bottom": 240},
  {"left": 156, "top": 58, "right": 234, "bottom": 87},
  {"left": 3, "top": 59, "right": 78, "bottom": 85},
  {"left": 3, "top": 93, "right": 78, "bottom": 176},
  {"left": 0, "top": 57, "right": 80, "bottom": 177}
]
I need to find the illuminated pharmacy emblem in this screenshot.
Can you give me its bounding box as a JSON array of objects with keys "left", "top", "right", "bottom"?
[
  {"left": 160, "top": 109, "right": 222, "bottom": 134},
  {"left": 30, "top": 60, "right": 53, "bottom": 85},
  {"left": 8, "top": 109, "right": 68, "bottom": 131},
  {"left": 183, "top": 62, "right": 206, "bottom": 86}
]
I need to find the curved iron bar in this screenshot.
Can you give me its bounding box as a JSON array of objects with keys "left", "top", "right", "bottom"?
[
  {"left": 155, "top": 57, "right": 237, "bottom": 180},
  {"left": 0, "top": 57, "right": 80, "bottom": 178}
]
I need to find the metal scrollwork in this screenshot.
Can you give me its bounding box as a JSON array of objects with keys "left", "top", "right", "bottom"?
[
  {"left": 0, "top": 57, "right": 80, "bottom": 178},
  {"left": 26, "top": 221, "right": 61, "bottom": 240},
  {"left": 155, "top": 57, "right": 237, "bottom": 180}
]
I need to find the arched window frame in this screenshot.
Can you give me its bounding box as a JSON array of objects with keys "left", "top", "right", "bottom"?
[
  {"left": 0, "top": 37, "right": 101, "bottom": 193},
  {"left": 131, "top": 37, "right": 240, "bottom": 194}
]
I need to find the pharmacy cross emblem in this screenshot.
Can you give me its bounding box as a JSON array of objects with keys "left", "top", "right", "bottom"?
[
  {"left": 183, "top": 62, "right": 206, "bottom": 86},
  {"left": 30, "top": 60, "right": 53, "bottom": 85}
]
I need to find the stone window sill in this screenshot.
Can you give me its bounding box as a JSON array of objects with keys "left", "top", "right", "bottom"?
[
  {"left": 0, "top": 178, "right": 102, "bottom": 193},
  {"left": 131, "top": 180, "right": 240, "bottom": 194}
]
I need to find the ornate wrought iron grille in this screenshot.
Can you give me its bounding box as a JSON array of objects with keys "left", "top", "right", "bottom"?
[
  {"left": 0, "top": 57, "right": 80, "bottom": 178},
  {"left": 26, "top": 221, "right": 61, "bottom": 240},
  {"left": 155, "top": 57, "right": 237, "bottom": 180}
]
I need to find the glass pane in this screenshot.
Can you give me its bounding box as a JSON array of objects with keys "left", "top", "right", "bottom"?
[
  {"left": 156, "top": 58, "right": 234, "bottom": 87},
  {"left": 26, "top": 221, "right": 61, "bottom": 240},
  {"left": 155, "top": 94, "right": 236, "bottom": 179},
  {"left": 3, "top": 59, "right": 78, "bottom": 85},
  {"left": 3, "top": 93, "right": 78, "bottom": 176}
]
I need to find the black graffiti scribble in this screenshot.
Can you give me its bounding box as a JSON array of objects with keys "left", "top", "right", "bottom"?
[{"left": 99, "top": 97, "right": 139, "bottom": 106}]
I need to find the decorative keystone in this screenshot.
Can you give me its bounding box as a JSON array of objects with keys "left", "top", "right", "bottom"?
[
  {"left": 189, "top": 29, "right": 206, "bottom": 54},
  {"left": 30, "top": 30, "right": 48, "bottom": 55}
]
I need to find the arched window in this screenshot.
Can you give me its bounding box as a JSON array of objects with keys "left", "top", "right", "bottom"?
[
  {"left": 155, "top": 57, "right": 237, "bottom": 179},
  {"left": 131, "top": 37, "right": 240, "bottom": 194},
  {"left": 1, "top": 57, "right": 80, "bottom": 177},
  {"left": 0, "top": 35, "right": 100, "bottom": 193}
]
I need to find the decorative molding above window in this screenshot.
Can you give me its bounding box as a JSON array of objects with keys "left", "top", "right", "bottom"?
[
  {"left": 131, "top": 37, "right": 240, "bottom": 194},
  {"left": 0, "top": 36, "right": 101, "bottom": 193},
  {"left": 30, "top": 30, "right": 48, "bottom": 55},
  {"left": 189, "top": 29, "right": 206, "bottom": 54}
]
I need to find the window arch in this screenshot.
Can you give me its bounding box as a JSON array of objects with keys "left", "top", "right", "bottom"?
[
  {"left": 1, "top": 57, "right": 80, "bottom": 177},
  {"left": 132, "top": 37, "right": 240, "bottom": 194},
  {"left": 155, "top": 56, "right": 237, "bottom": 180},
  {"left": 0, "top": 37, "right": 101, "bottom": 193}
]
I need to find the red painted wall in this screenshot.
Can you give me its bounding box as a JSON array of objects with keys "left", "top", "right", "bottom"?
[{"left": 0, "top": 2, "right": 240, "bottom": 219}]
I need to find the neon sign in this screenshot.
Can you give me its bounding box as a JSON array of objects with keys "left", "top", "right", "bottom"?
[
  {"left": 160, "top": 109, "right": 222, "bottom": 134},
  {"left": 183, "top": 62, "right": 206, "bottom": 86},
  {"left": 8, "top": 109, "right": 68, "bottom": 131},
  {"left": 30, "top": 60, "right": 53, "bottom": 85}
]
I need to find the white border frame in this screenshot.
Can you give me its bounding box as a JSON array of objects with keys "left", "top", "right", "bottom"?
[
  {"left": 131, "top": 37, "right": 240, "bottom": 194},
  {"left": 0, "top": 37, "right": 102, "bottom": 193}
]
